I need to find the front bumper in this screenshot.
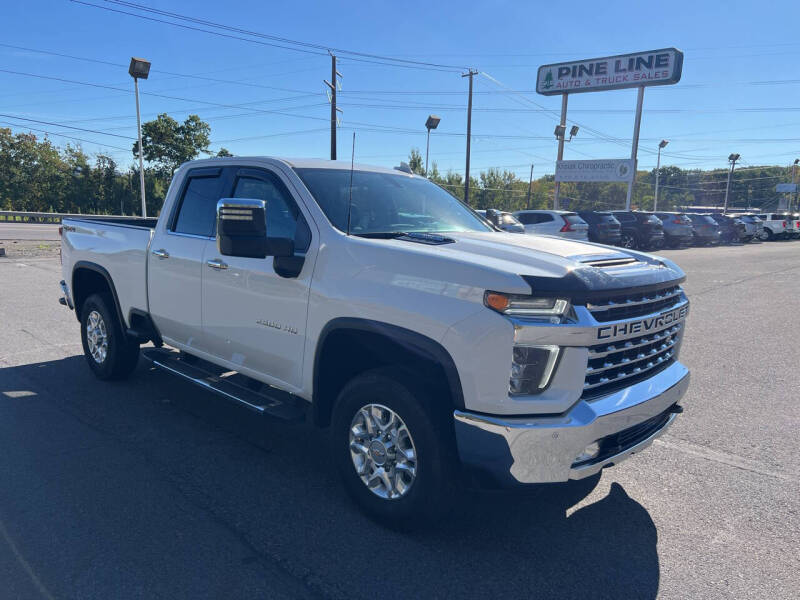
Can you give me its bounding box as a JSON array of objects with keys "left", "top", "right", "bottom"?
[{"left": 454, "top": 361, "right": 689, "bottom": 486}]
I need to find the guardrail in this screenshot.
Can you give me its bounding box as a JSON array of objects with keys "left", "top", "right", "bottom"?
[{"left": 0, "top": 211, "right": 129, "bottom": 224}]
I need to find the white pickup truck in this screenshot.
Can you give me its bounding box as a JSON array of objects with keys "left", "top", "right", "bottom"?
[{"left": 59, "top": 157, "right": 690, "bottom": 526}]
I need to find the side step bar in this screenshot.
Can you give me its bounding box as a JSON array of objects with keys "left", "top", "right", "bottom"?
[{"left": 142, "top": 348, "right": 306, "bottom": 422}]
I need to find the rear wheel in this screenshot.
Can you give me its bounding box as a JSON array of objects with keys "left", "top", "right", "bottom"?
[
  {"left": 759, "top": 229, "right": 773, "bottom": 241},
  {"left": 619, "top": 233, "right": 637, "bottom": 249},
  {"left": 80, "top": 293, "right": 140, "bottom": 380},
  {"left": 331, "top": 368, "right": 454, "bottom": 528}
]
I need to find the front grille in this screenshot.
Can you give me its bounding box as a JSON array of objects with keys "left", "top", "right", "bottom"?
[
  {"left": 582, "top": 322, "right": 683, "bottom": 399},
  {"left": 573, "top": 407, "right": 674, "bottom": 466},
  {"left": 585, "top": 284, "right": 683, "bottom": 322}
]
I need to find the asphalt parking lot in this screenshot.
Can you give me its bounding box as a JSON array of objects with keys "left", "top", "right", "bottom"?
[{"left": 1, "top": 241, "right": 798, "bottom": 599}]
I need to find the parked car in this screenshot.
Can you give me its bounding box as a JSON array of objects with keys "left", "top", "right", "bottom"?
[
  {"left": 781, "top": 214, "right": 800, "bottom": 239},
  {"left": 685, "top": 214, "right": 722, "bottom": 246},
  {"left": 577, "top": 211, "right": 622, "bottom": 245},
  {"left": 651, "top": 212, "right": 694, "bottom": 248},
  {"left": 708, "top": 214, "right": 747, "bottom": 244},
  {"left": 755, "top": 213, "right": 791, "bottom": 240},
  {"left": 475, "top": 209, "right": 524, "bottom": 233},
  {"left": 610, "top": 211, "right": 665, "bottom": 250},
  {"left": 732, "top": 214, "right": 764, "bottom": 242},
  {"left": 58, "top": 156, "right": 690, "bottom": 526},
  {"left": 512, "top": 210, "right": 589, "bottom": 240}
]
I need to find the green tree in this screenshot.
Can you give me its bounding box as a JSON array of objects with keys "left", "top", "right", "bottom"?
[
  {"left": 407, "top": 148, "right": 424, "bottom": 175},
  {"left": 216, "top": 147, "right": 233, "bottom": 157},
  {"left": 134, "top": 113, "right": 211, "bottom": 174}
]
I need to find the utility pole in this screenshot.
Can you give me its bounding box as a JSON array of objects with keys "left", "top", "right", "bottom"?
[
  {"left": 324, "top": 53, "right": 342, "bottom": 160},
  {"left": 723, "top": 153, "right": 740, "bottom": 214},
  {"left": 654, "top": 139, "right": 669, "bottom": 211},
  {"left": 792, "top": 159, "right": 799, "bottom": 213},
  {"left": 526, "top": 164, "right": 534, "bottom": 209},
  {"left": 462, "top": 69, "right": 478, "bottom": 203}
]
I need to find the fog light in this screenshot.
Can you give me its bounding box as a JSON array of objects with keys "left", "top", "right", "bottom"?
[{"left": 574, "top": 441, "right": 600, "bottom": 464}]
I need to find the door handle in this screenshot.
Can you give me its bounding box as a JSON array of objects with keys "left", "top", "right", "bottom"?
[
  {"left": 152, "top": 248, "right": 170, "bottom": 259},
  {"left": 206, "top": 258, "right": 228, "bottom": 270}
]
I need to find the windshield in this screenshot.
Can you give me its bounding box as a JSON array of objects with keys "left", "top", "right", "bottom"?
[{"left": 294, "top": 168, "right": 492, "bottom": 235}]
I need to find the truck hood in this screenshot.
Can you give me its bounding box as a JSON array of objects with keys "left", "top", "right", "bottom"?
[{"left": 378, "top": 231, "right": 685, "bottom": 295}]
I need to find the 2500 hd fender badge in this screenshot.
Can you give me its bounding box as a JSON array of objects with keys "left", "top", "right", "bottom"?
[
  {"left": 257, "top": 319, "right": 298, "bottom": 335},
  {"left": 597, "top": 305, "right": 688, "bottom": 340}
]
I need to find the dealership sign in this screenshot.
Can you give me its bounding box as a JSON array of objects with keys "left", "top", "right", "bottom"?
[
  {"left": 776, "top": 183, "right": 797, "bottom": 193},
  {"left": 555, "top": 159, "right": 635, "bottom": 183},
  {"left": 537, "top": 48, "right": 683, "bottom": 95}
]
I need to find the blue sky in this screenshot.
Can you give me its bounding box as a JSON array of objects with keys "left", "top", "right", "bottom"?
[{"left": 2, "top": 0, "right": 799, "bottom": 181}]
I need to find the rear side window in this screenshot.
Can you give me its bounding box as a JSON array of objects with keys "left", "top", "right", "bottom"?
[
  {"left": 613, "top": 212, "right": 635, "bottom": 222},
  {"left": 173, "top": 173, "right": 224, "bottom": 237},
  {"left": 515, "top": 213, "right": 536, "bottom": 224}
]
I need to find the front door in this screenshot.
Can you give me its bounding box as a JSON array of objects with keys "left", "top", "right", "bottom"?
[
  {"left": 201, "top": 167, "right": 314, "bottom": 392},
  {"left": 148, "top": 167, "right": 228, "bottom": 352}
]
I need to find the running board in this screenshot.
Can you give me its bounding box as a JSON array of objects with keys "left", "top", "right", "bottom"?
[{"left": 142, "top": 348, "right": 306, "bottom": 422}]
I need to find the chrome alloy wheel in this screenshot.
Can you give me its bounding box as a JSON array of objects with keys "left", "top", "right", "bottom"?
[
  {"left": 85, "top": 310, "right": 108, "bottom": 364},
  {"left": 349, "top": 404, "right": 418, "bottom": 499}
]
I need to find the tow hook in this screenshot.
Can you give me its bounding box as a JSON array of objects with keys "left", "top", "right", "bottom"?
[{"left": 668, "top": 404, "right": 684, "bottom": 414}]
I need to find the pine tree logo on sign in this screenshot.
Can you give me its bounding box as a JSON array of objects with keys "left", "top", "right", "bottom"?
[{"left": 544, "top": 70, "right": 553, "bottom": 89}]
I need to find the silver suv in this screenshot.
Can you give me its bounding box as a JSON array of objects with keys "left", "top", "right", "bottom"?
[{"left": 512, "top": 210, "right": 589, "bottom": 241}]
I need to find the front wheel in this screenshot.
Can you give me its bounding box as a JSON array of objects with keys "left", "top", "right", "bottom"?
[
  {"left": 331, "top": 368, "right": 454, "bottom": 528},
  {"left": 759, "top": 229, "right": 772, "bottom": 241},
  {"left": 80, "top": 293, "right": 140, "bottom": 380}
]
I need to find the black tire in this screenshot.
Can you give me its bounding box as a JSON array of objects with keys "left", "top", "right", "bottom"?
[
  {"left": 80, "top": 293, "right": 140, "bottom": 380},
  {"left": 761, "top": 229, "right": 773, "bottom": 241},
  {"left": 331, "top": 367, "right": 455, "bottom": 528}
]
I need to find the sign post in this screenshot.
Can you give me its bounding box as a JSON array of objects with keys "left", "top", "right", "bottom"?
[
  {"left": 537, "top": 48, "right": 683, "bottom": 211},
  {"left": 553, "top": 94, "right": 569, "bottom": 209}
]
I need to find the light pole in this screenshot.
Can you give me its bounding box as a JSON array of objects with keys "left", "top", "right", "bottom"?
[
  {"left": 653, "top": 139, "right": 669, "bottom": 211},
  {"left": 792, "top": 159, "right": 799, "bottom": 213},
  {"left": 129, "top": 57, "right": 151, "bottom": 218},
  {"left": 723, "top": 153, "right": 740, "bottom": 214},
  {"left": 424, "top": 115, "right": 440, "bottom": 177},
  {"left": 552, "top": 124, "right": 578, "bottom": 209}
]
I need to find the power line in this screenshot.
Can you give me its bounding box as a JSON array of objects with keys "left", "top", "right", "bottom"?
[
  {"left": 71, "top": 0, "right": 468, "bottom": 72},
  {"left": 0, "top": 121, "right": 131, "bottom": 152}
]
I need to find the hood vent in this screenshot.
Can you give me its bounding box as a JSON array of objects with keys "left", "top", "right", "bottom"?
[{"left": 580, "top": 255, "right": 641, "bottom": 269}]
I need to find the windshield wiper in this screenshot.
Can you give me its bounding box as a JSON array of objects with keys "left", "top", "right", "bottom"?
[{"left": 352, "top": 231, "right": 409, "bottom": 239}]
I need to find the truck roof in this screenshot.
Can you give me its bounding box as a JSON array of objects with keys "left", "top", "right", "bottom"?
[{"left": 178, "top": 156, "right": 413, "bottom": 176}]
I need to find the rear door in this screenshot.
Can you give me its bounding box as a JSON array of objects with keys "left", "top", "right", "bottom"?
[
  {"left": 201, "top": 167, "right": 315, "bottom": 391},
  {"left": 148, "top": 167, "right": 229, "bottom": 351}
]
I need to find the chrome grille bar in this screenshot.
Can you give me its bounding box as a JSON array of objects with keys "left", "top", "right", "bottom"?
[
  {"left": 588, "top": 323, "right": 682, "bottom": 359},
  {"left": 586, "top": 288, "right": 682, "bottom": 312},
  {"left": 586, "top": 336, "right": 679, "bottom": 376},
  {"left": 583, "top": 348, "right": 676, "bottom": 391}
]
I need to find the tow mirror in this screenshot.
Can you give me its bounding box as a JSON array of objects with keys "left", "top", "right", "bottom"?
[{"left": 217, "top": 199, "right": 268, "bottom": 258}]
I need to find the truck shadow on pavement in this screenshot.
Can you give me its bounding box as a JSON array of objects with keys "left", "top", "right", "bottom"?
[{"left": 1, "top": 355, "right": 659, "bottom": 599}]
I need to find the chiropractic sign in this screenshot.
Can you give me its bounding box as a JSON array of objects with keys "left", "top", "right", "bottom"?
[
  {"left": 537, "top": 48, "right": 683, "bottom": 95},
  {"left": 555, "top": 159, "right": 635, "bottom": 183}
]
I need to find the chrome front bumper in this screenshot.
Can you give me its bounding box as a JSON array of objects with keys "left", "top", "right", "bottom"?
[{"left": 454, "top": 361, "right": 689, "bottom": 486}]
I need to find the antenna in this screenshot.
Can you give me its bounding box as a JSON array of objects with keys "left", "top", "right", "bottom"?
[{"left": 346, "top": 131, "right": 355, "bottom": 236}]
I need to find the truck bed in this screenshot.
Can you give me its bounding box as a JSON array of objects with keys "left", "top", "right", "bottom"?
[{"left": 61, "top": 217, "right": 155, "bottom": 325}]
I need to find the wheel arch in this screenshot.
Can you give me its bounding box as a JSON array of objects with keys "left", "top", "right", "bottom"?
[
  {"left": 71, "top": 261, "right": 126, "bottom": 328},
  {"left": 312, "top": 318, "right": 464, "bottom": 428}
]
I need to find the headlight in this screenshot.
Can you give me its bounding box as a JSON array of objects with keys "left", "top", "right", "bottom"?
[
  {"left": 485, "top": 291, "right": 570, "bottom": 322},
  {"left": 509, "top": 345, "right": 560, "bottom": 395}
]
